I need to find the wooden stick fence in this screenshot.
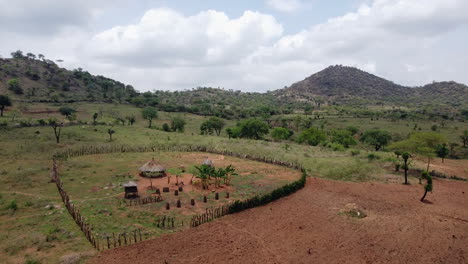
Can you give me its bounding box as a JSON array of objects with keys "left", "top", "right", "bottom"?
[
  {"left": 52, "top": 159, "right": 144, "bottom": 251},
  {"left": 52, "top": 144, "right": 307, "bottom": 247}
]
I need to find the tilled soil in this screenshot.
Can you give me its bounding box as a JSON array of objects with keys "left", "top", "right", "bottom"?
[{"left": 90, "top": 178, "right": 468, "bottom": 264}]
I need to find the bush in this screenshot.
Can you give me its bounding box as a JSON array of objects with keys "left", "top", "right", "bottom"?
[
  {"left": 162, "top": 123, "right": 170, "bottom": 132},
  {"left": 328, "top": 142, "right": 345, "bottom": 151},
  {"left": 330, "top": 129, "right": 357, "bottom": 148},
  {"left": 271, "top": 127, "right": 293, "bottom": 141},
  {"left": 297, "top": 127, "right": 327, "bottom": 146},
  {"left": 367, "top": 153, "right": 381, "bottom": 161},
  {"left": 351, "top": 150, "right": 361, "bottom": 156},
  {"left": 6, "top": 200, "right": 18, "bottom": 211}
]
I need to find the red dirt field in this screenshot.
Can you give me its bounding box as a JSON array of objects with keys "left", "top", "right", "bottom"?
[{"left": 90, "top": 178, "right": 468, "bottom": 264}]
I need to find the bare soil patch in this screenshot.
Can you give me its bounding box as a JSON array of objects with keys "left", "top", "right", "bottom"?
[{"left": 91, "top": 178, "right": 468, "bottom": 264}]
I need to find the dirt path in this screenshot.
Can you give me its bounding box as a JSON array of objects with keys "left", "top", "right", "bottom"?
[{"left": 90, "top": 178, "right": 468, "bottom": 264}]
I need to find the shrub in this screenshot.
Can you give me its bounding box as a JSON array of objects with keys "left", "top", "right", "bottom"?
[
  {"left": 351, "top": 150, "right": 361, "bottom": 156},
  {"left": 367, "top": 153, "right": 380, "bottom": 161},
  {"left": 297, "top": 127, "right": 327, "bottom": 146},
  {"left": 271, "top": 127, "right": 293, "bottom": 141},
  {"left": 6, "top": 200, "right": 18, "bottom": 211}
]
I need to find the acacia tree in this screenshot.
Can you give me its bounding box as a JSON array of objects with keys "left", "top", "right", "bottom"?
[
  {"left": 436, "top": 143, "right": 449, "bottom": 163},
  {"left": 461, "top": 130, "right": 468, "bottom": 148},
  {"left": 92, "top": 113, "right": 98, "bottom": 125},
  {"left": 0, "top": 95, "right": 12, "bottom": 117},
  {"left": 170, "top": 116, "right": 186, "bottom": 132},
  {"left": 238, "top": 118, "right": 269, "bottom": 140},
  {"left": 142, "top": 107, "right": 157, "bottom": 128},
  {"left": 200, "top": 117, "right": 226, "bottom": 136},
  {"left": 48, "top": 118, "right": 63, "bottom": 143},
  {"left": 420, "top": 171, "right": 433, "bottom": 202},
  {"left": 107, "top": 127, "right": 115, "bottom": 142},
  {"left": 360, "top": 129, "right": 392, "bottom": 151},
  {"left": 59, "top": 107, "right": 76, "bottom": 120}
]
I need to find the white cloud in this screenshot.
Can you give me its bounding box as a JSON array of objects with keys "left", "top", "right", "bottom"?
[
  {"left": 1, "top": 0, "right": 468, "bottom": 92},
  {"left": 85, "top": 8, "right": 283, "bottom": 67},
  {"left": 266, "top": 0, "right": 302, "bottom": 13}
]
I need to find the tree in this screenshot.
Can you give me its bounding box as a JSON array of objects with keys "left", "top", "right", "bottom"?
[
  {"left": 401, "top": 152, "right": 412, "bottom": 185},
  {"left": 26, "top": 52, "right": 36, "bottom": 60},
  {"left": 461, "top": 130, "right": 468, "bottom": 148},
  {"left": 126, "top": 115, "right": 136, "bottom": 126},
  {"left": 271, "top": 127, "right": 293, "bottom": 141},
  {"left": 436, "top": 143, "right": 449, "bottom": 163},
  {"left": 194, "top": 164, "right": 215, "bottom": 189},
  {"left": 92, "top": 113, "right": 98, "bottom": 125},
  {"left": 8, "top": 79, "right": 23, "bottom": 94},
  {"left": 420, "top": 171, "right": 433, "bottom": 202},
  {"left": 162, "top": 123, "right": 170, "bottom": 132},
  {"left": 108, "top": 128, "right": 115, "bottom": 141},
  {"left": 226, "top": 127, "right": 241, "bottom": 139},
  {"left": 238, "top": 118, "right": 269, "bottom": 140},
  {"left": 297, "top": 127, "right": 326, "bottom": 146},
  {"left": 330, "top": 130, "right": 357, "bottom": 148},
  {"left": 0, "top": 95, "right": 12, "bottom": 117},
  {"left": 389, "top": 132, "right": 446, "bottom": 173},
  {"left": 48, "top": 118, "right": 63, "bottom": 143},
  {"left": 11, "top": 50, "right": 24, "bottom": 59},
  {"left": 200, "top": 117, "right": 226, "bottom": 136},
  {"left": 59, "top": 107, "right": 76, "bottom": 119},
  {"left": 38, "top": 54, "right": 45, "bottom": 61},
  {"left": 142, "top": 107, "right": 157, "bottom": 128},
  {"left": 170, "top": 116, "right": 186, "bottom": 132},
  {"left": 360, "top": 129, "right": 392, "bottom": 151}
]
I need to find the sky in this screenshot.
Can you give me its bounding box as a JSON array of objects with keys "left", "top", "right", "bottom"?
[{"left": 1, "top": 0, "right": 467, "bottom": 92}]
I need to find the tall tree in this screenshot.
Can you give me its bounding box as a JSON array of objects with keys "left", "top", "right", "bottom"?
[
  {"left": 238, "top": 118, "right": 269, "bottom": 140},
  {"left": 0, "top": 95, "right": 12, "bottom": 117},
  {"left": 360, "top": 129, "right": 392, "bottom": 151},
  {"left": 48, "top": 118, "right": 63, "bottom": 143},
  {"left": 436, "top": 143, "right": 449, "bottom": 163},
  {"left": 461, "top": 130, "right": 468, "bottom": 148},
  {"left": 420, "top": 171, "right": 433, "bottom": 202},
  {"left": 142, "top": 107, "right": 158, "bottom": 128},
  {"left": 170, "top": 116, "right": 186, "bottom": 132},
  {"left": 200, "top": 117, "right": 226, "bottom": 136}
]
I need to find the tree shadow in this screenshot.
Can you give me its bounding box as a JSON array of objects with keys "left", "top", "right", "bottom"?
[{"left": 421, "top": 200, "right": 433, "bottom": 204}]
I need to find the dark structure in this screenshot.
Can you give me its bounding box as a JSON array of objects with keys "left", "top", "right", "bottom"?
[{"left": 123, "top": 181, "right": 139, "bottom": 199}]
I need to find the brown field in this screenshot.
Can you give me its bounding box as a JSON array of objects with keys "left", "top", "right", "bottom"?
[{"left": 90, "top": 177, "right": 468, "bottom": 264}]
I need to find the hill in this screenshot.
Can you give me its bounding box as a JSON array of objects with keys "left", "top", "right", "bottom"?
[
  {"left": 275, "top": 65, "right": 468, "bottom": 108},
  {"left": 0, "top": 53, "right": 137, "bottom": 103}
]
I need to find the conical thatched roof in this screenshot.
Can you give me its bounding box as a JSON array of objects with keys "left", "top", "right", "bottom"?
[
  {"left": 202, "top": 157, "right": 213, "bottom": 167},
  {"left": 139, "top": 158, "right": 166, "bottom": 172}
]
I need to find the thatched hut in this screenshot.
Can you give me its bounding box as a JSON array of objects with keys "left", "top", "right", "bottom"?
[
  {"left": 123, "top": 181, "right": 138, "bottom": 198},
  {"left": 202, "top": 157, "right": 213, "bottom": 167},
  {"left": 139, "top": 158, "right": 166, "bottom": 178}
]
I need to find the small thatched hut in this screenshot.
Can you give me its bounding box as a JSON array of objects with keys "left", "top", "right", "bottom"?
[
  {"left": 139, "top": 158, "right": 166, "bottom": 178},
  {"left": 202, "top": 157, "right": 213, "bottom": 167},
  {"left": 123, "top": 181, "right": 138, "bottom": 198}
]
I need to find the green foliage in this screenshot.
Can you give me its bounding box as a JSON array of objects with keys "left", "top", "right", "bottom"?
[
  {"left": 236, "top": 118, "right": 269, "bottom": 140},
  {"left": 390, "top": 132, "right": 446, "bottom": 158},
  {"left": 360, "top": 129, "right": 392, "bottom": 151},
  {"left": 6, "top": 200, "right": 18, "bottom": 211},
  {"left": 200, "top": 117, "right": 226, "bottom": 136},
  {"left": 330, "top": 129, "right": 357, "bottom": 148},
  {"left": 0, "top": 95, "right": 12, "bottom": 117},
  {"left": 436, "top": 143, "right": 449, "bottom": 162},
  {"left": 271, "top": 127, "right": 293, "bottom": 141},
  {"left": 59, "top": 106, "right": 76, "bottom": 118},
  {"left": 297, "top": 127, "right": 326, "bottom": 146},
  {"left": 8, "top": 78, "right": 23, "bottom": 94},
  {"left": 226, "top": 127, "right": 241, "bottom": 139},
  {"left": 141, "top": 107, "right": 158, "bottom": 128},
  {"left": 367, "top": 153, "right": 380, "bottom": 161},
  {"left": 346, "top": 126, "right": 359, "bottom": 135},
  {"left": 162, "top": 123, "right": 170, "bottom": 132},
  {"left": 170, "top": 116, "right": 186, "bottom": 132}
]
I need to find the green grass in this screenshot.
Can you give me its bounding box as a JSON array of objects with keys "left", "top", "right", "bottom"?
[{"left": 2, "top": 102, "right": 464, "bottom": 263}]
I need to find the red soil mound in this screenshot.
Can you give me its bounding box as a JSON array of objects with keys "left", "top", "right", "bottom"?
[{"left": 90, "top": 178, "right": 468, "bottom": 264}]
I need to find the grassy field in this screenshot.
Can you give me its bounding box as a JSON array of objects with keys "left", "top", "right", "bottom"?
[{"left": 0, "top": 103, "right": 466, "bottom": 263}]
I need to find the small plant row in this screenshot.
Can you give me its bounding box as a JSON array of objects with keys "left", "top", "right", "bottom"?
[
  {"left": 190, "top": 170, "right": 307, "bottom": 228},
  {"left": 104, "top": 230, "right": 143, "bottom": 250},
  {"left": 120, "top": 195, "right": 163, "bottom": 207},
  {"left": 52, "top": 160, "right": 144, "bottom": 251}
]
